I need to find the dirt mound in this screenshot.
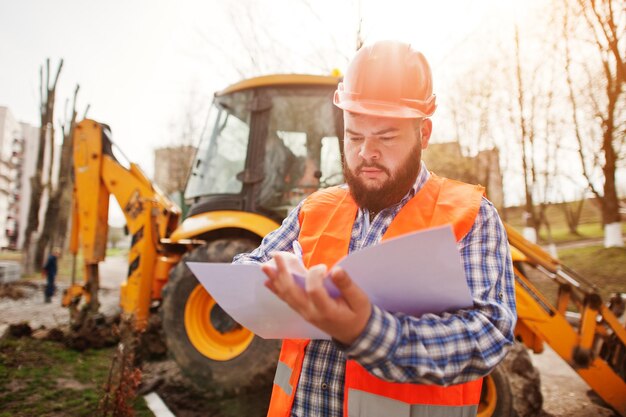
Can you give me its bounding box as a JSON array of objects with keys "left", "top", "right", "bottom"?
[
  {"left": 142, "top": 359, "right": 271, "bottom": 417},
  {"left": 2, "top": 322, "right": 33, "bottom": 338},
  {"left": 32, "top": 326, "right": 67, "bottom": 342},
  {"left": 137, "top": 314, "right": 168, "bottom": 361},
  {"left": 0, "top": 283, "right": 27, "bottom": 300},
  {"left": 65, "top": 312, "right": 120, "bottom": 351},
  {"left": 139, "top": 354, "right": 271, "bottom": 417},
  {"left": 0, "top": 281, "right": 41, "bottom": 301},
  {"left": 46, "top": 327, "right": 66, "bottom": 342},
  {"left": 2, "top": 315, "right": 120, "bottom": 351}
]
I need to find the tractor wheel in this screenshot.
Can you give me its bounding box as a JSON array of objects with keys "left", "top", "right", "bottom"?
[
  {"left": 477, "top": 366, "right": 514, "bottom": 417},
  {"left": 478, "top": 343, "right": 543, "bottom": 417},
  {"left": 161, "top": 238, "right": 280, "bottom": 393}
]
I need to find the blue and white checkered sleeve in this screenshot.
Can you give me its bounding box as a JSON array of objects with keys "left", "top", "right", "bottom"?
[
  {"left": 232, "top": 202, "right": 303, "bottom": 265},
  {"left": 342, "top": 198, "right": 517, "bottom": 385}
]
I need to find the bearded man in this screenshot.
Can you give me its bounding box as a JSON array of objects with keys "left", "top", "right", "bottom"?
[{"left": 233, "top": 40, "right": 516, "bottom": 417}]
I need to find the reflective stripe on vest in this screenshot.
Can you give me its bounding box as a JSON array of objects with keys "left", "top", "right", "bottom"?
[
  {"left": 267, "top": 339, "right": 309, "bottom": 417},
  {"left": 344, "top": 361, "right": 483, "bottom": 417},
  {"left": 273, "top": 361, "right": 293, "bottom": 396},
  {"left": 347, "top": 389, "right": 479, "bottom": 417},
  {"left": 347, "top": 389, "right": 478, "bottom": 417},
  {"left": 267, "top": 175, "right": 485, "bottom": 417}
]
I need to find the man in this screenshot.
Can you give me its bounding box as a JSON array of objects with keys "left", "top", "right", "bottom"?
[
  {"left": 259, "top": 127, "right": 303, "bottom": 208},
  {"left": 234, "top": 40, "right": 516, "bottom": 417},
  {"left": 43, "top": 247, "right": 60, "bottom": 303}
]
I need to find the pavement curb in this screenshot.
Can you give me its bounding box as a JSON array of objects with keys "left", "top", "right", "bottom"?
[{"left": 144, "top": 392, "right": 176, "bottom": 417}]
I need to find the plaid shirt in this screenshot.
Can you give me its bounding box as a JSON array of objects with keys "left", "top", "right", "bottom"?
[{"left": 233, "top": 162, "right": 517, "bottom": 417}]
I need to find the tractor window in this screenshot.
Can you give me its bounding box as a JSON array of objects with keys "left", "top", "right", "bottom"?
[
  {"left": 185, "top": 91, "right": 251, "bottom": 199},
  {"left": 258, "top": 87, "right": 344, "bottom": 212}
]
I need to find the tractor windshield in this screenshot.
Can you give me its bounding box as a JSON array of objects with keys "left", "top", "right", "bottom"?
[{"left": 185, "top": 90, "right": 252, "bottom": 199}]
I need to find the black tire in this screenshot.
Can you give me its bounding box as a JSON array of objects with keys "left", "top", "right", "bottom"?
[
  {"left": 481, "top": 343, "right": 543, "bottom": 417},
  {"left": 480, "top": 366, "right": 514, "bottom": 417},
  {"left": 161, "top": 238, "right": 280, "bottom": 393}
]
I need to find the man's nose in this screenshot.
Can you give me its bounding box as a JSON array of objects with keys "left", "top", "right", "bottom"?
[{"left": 358, "top": 137, "right": 380, "bottom": 160}]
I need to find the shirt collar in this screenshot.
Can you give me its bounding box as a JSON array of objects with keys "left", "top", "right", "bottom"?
[{"left": 405, "top": 160, "right": 430, "bottom": 203}]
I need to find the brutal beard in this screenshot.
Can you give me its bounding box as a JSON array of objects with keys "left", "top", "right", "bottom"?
[{"left": 343, "top": 142, "right": 422, "bottom": 213}]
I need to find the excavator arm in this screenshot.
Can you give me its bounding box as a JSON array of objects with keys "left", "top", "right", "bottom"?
[
  {"left": 507, "top": 223, "right": 626, "bottom": 414},
  {"left": 65, "top": 119, "right": 183, "bottom": 329}
]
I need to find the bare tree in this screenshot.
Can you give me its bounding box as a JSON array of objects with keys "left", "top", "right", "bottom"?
[
  {"left": 563, "top": 0, "right": 625, "bottom": 247},
  {"left": 195, "top": 0, "right": 361, "bottom": 81},
  {"left": 445, "top": 4, "right": 571, "bottom": 243},
  {"left": 507, "top": 3, "right": 577, "bottom": 245},
  {"left": 559, "top": 191, "right": 587, "bottom": 235},
  {"left": 34, "top": 85, "right": 83, "bottom": 269},
  {"left": 22, "top": 58, "right": 63, "bottom": 273},
  {"left": 108, "top": 226, "right": 124, "bottom": 250},
  {"left": 447, "top": 57, "right": 500, "bottom": 157},
  {"left": 513, "top": 24, "right": 544, "bottom": 241}
]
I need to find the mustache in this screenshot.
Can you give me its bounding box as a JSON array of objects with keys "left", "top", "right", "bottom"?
[{"left": 355, "top": 162, "right": 390, "bottom": 176}]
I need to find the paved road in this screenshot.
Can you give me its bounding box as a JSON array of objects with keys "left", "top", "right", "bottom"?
[
  {"left": 98, "top": 255, "right": 128, "bottom": 289},
  {"left": 553, "top": 237, "right": 605, "bottom": 250},
  {"left": 532, "top": 346, "right": 615, "bottom": 416}
]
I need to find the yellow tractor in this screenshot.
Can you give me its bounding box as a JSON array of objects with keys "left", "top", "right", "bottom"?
[{"left": 68, "top": 74, "right": 625, "bottom": 416}]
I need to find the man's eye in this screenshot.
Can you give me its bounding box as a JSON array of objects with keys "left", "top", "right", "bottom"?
[
  {"left": 348, "top": 136, "right": 363, "bottom": 141},
  {"left": 380, "top": 136, "right": 396, "bottom": 141}
]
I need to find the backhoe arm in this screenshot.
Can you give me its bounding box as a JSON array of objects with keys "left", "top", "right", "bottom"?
[
  {"left": 67, "top": 119, "right": 182, "bottom": 329},
  {"left": 506, "top": 222, "right": 626, "bottom": 414}
]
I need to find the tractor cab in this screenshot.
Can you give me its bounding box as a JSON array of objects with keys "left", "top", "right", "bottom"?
[
  {"left": 162, "top": 75, "right": 346, "bottom": 394},
  {"left": 184, "top": 75, "right": 345, "bottom": 222}
]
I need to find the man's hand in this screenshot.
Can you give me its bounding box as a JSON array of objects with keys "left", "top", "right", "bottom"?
[{"left": 261, "top": 252, "right": 372, "bottom": 346}]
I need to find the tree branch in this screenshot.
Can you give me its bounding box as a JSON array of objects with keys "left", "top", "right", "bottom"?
[{"left": 564, "top": 1, "right": 603, "bottom": 199}]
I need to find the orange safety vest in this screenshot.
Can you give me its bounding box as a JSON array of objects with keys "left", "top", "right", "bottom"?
[{"left": 267, "top": 175, "right": 485, "bottom": 417}]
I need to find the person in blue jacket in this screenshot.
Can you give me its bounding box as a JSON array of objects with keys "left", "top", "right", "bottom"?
[{"left": 42, "top": 247, "right": 61, "bottom": 303}]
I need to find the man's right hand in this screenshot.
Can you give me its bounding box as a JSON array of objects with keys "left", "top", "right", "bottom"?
[{"left": 261, "top": 252, "right": 372, "bottom": 346}]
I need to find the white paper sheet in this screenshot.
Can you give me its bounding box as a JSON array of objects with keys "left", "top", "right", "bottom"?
[{"left": 187, "top": 224, "right": 473, "bottom": 340}]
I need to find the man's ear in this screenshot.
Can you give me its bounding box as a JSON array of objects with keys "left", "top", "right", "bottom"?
[{"left": 420, "top": 118, "right": 432, "bottom": 149}]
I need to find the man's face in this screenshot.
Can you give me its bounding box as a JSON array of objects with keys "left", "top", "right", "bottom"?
[{"left": 343, "top": 112, "right": 431, "bottom": 212}]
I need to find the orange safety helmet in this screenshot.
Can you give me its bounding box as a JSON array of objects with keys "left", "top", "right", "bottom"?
[{"left": 334, "top": 40, "right": 437, "bottom": 119}]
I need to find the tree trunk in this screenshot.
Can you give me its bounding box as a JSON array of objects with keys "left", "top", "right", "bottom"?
[
  {"left": 514, "top": 26, "right": 540, "bottom": 243},
  {"left": 560, "top": 199, "right": 585, "bottom": 235},
  {"left": 34, "top": 85, "right": 79, "bottom": 267},
  {"left": 601, "top": 111, "right": 623, "bottom": 247},
  {"left": 23, "top": 59, "right": 63, "bottom": 273},
  {"left": 569, "top": 0, "right": 624, "bottom": 247}
]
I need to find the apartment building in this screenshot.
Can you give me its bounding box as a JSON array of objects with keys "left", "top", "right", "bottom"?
[{"left": 0, "top": 106, "right": 41, "bottom": 249}]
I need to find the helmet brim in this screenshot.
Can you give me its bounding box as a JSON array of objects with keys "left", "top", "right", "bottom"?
[
  {"left": 334, "top": 99, "right": 434, "bottom": 119},
  {"left": 333, "top": 89, "right": 436, "bottom": 119}
]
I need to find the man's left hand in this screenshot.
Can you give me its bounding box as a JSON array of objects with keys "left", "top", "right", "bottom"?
[{"left": 261, "top": 253, "right": 372, "bottom": 346}]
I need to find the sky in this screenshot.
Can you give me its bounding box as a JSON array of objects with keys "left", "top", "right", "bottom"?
[{"left": 0, "top": 0, "right": 517, "bottom": 173}]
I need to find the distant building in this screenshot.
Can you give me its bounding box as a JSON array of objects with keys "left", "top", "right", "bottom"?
[
  {"left": 0, "top": 107, "right": 21, "bottom": 248},
  {"left": 153, "top": 145, "right": 196, "bottom": 196},
  {"left": 423, "top": 142, "right": 504, "bottom": 210},
  {"left": 17, "top": 122, "right": 42, "bottom": 249},
  {"left": 0, "top": 106, "right": 45, "bottom": 249}
]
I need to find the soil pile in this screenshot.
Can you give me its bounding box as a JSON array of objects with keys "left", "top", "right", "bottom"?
[
  {"left": 3, "top": 322, "right": 32, "bottom": 338},
  {"left": 65, "top": 312, "right": 120, "bottom": 351},
  {"left": 0, "top": 282, "right": 37, "bottom": 300}
]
